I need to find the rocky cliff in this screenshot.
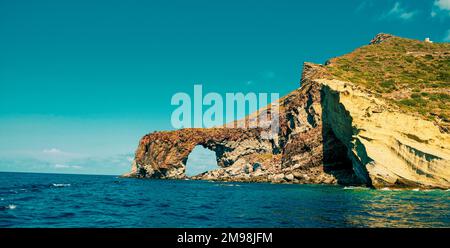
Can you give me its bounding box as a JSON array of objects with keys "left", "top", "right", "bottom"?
[{"left": 124, "top": 34, "right": 450, "bottom": 189}]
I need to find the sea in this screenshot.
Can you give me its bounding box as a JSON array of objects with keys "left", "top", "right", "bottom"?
[{"left": 0, "top": 172, "right": 448, "bottom": 227}]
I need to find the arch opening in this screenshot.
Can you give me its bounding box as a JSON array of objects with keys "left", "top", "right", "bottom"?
[{"left": 185, "top": 145, "right": 220, "bottom": 177}]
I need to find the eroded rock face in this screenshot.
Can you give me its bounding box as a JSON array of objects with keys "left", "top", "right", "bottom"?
[
  {"left": 124, "top": 71, "right": 362, "bottom": 185},
  {"left": 124, "top": 128, "right": 274, "bottom": 179},
  {"left": 124, "top": 68, "right": 450, "bottom": 189},
  {"left": 124, "top": 36, "right": 450, "bottom": 189}
]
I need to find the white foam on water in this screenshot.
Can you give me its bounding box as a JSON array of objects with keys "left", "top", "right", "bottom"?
[
  {"left": 7, "top": 204, "right": 16, "bottom": 210},
  {"left": 380, "top": 187, "right": 402, "bottom": 191},
  {"left": 380, "top": 187, "right": 428, "bottom": 191},
  {"left": 344, "top": 186, "right": 369, "bottom": 190},
  {"left": 409, "top": 188, "right": 434, "bottom": 192},
  {"left": 52, "top": 183, "right": 71, "bottom": 187},
  {"left": 224, "top": 184, "right": 241, "bottom": 187},
  {"left": 214, "top": 183, "right": 241, "bottom": 187}
]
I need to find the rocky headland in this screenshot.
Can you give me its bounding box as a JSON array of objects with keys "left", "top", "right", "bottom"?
[{"left": 124, "top": 34, "right": 450, "bottom": 189}]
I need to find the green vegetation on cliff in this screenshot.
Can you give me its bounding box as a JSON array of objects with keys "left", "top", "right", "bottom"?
[{"left": 326, "top": 34, "right": 450, "bottom": 131}]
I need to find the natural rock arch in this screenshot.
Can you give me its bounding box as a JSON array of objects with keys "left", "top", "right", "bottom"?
[
  {"left": 124, "top": 34, "right": 450, "bottom": 189},
  {"left": 128, "top": 128, "right": 275, "bottom": 179}
]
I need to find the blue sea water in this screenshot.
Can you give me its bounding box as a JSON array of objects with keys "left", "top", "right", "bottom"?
[{"left": 0, "top": 172, "right": 448, "bottom": 227}]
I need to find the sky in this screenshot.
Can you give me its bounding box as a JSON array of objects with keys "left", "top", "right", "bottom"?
[
  {"left": 0, "top": 0, "right": 449, "bottom": 175},
  {"left": 185, "top": 146, "right": 219, "bottom": 177}
]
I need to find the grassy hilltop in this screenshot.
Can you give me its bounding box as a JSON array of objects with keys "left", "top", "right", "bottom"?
[{"left": 325, "top": 34, "right": 450, "bottom": 131}]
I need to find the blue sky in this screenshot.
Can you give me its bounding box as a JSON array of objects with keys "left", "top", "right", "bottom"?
[{"left": 0, "top": 0, "right": 449, "bottom": 175}]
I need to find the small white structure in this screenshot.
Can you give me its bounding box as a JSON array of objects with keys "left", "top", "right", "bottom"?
[{"left": 425, "top": 37, "right": 433, "bottom": 43}]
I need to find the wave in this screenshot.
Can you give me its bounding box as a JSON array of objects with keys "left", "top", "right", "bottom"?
[
  {"left": 380, "top": 187, "right": 438, "bottom": 192},
  {"left": 0, "top": 204, "right": 16, "bottom": 210},
  {"left": 228, "top": 184, "right": 241, "bottom": 187},
  {"left": 343, "top": 186, "right": 369, "bottom": 190},
  {"left": 52, "top": 183, "right": 71, "bottom": 187},
  {"left": 412, "top": 188, "right": 438, "bottom": 192},
  {"left": 380, "top": 187, "right": 402, "bottom": 191},
  {"left": 214, "top": 183, "right": 241, "bottom": 187}
]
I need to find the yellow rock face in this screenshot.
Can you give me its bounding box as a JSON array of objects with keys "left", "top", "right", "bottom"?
[{"left": 319, "top": 79, "right": 450, "bottom": 189}]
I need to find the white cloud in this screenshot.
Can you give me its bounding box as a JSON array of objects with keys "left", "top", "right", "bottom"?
[
  {"left": 43, "top": 148, "right": 62, "bottom": 154},
  {"left": 383, "top": 2, "right": 416, "bottom": 20},
  {"left": 41, "top": 148, "right": 83, "bottom": 162},
  {"left": 54, "top": 164, "right": 82, "bottom": 169},
  {"left": 432, "top": 0, "right": 450, "bottom": 17},
  {"left": 0, "top": 151, "right": 133, "bottom": 175},
  {"left": 355, "top": 0, "right": 374, "bottom": 13},
  {"left": 42, "top": 148, "right": 78, "bottom": 157},
  {"left": 399, "top": 12, "right": 415, "bottom": 20},
  {"left": 444, "top": 29, "right": 450, "bottom": 41},
  {"left": 435, "top": 0, "right": 450, "bottom": 11},
  {"left": 54, "top": 164, "right": 69, "bottom": 168}
]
